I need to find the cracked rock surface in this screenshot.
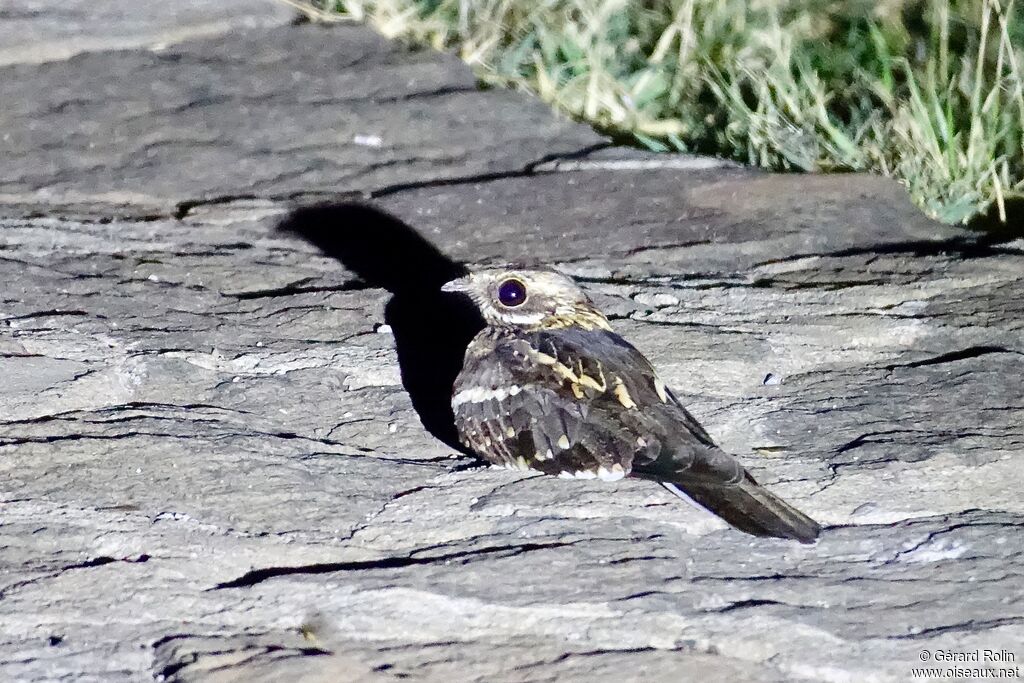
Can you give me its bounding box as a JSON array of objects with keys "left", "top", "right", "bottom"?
[{"left": 1, "top": 3, "right": 1022, "bottom": 682}]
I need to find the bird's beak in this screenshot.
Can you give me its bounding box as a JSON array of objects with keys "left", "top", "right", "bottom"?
[{"left": 440, "top": 275, "right": 472, "bottom": 294}]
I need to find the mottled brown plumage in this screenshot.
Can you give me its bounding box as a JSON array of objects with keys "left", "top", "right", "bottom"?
[{"left": 442, "top": 268, "right": 821, "bottom": 543}]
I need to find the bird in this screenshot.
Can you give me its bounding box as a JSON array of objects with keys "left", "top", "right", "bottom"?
[{"left": 441, "top": 268, "right": 821, "bottom": 543}]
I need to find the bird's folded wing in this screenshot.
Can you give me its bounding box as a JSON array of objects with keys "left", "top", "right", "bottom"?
[{"left": 453, "top": 327, "right": 740, "bottom": 484}]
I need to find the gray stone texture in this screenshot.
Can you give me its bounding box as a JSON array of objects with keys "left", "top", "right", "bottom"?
[
  {"left": 1, "top": 3, "right": 1022, "bottom": 683},
  {"left": 0, "top": 7, "right": 601, "bottom": 215},
  {"left": 0, "top": 0, "right": 295, "bottom": 67}
]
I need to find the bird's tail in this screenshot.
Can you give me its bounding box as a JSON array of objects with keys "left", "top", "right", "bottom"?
[{"left": 663, "top": 473, "right": 821, "bottom": 544}]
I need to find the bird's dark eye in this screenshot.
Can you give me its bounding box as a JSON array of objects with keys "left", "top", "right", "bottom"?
[{"left": 497, "top": 278, "right": 527, "bottom": 307}]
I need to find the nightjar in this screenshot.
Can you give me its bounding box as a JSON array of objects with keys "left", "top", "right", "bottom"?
[{"left": 442, "top": 268, "right": 820, "bottom": 543}]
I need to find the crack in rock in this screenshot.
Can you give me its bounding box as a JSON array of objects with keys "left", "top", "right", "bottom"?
[
  {"left": 883, "top": 345, "right": 1021, "bottom": 370},
  {"left": 212, "top": 541, "right": 576, "bottom": 590}
]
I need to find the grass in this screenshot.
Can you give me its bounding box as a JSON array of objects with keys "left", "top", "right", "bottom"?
[{"left": 307, "top": 0, "right": 1024, "bottom": 225}]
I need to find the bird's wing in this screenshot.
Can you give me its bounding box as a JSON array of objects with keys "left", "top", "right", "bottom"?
[
  {"left": 454, "top": 326, "right": 821, "bottom": 542},
  {"left": 452, "top": 326, "right": 739, "bottom": 483}
]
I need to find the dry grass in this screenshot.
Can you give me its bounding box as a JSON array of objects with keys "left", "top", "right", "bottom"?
[{"left": 310, "top": 0, "right": 1024, "bottom": 224}]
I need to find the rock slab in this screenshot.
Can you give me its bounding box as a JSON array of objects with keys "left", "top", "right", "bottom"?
[{"left": 1, "top": 3, "right": 1022, "bottom": 682}]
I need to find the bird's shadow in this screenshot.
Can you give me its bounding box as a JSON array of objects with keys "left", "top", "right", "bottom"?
[{"left": 277, "top": 202, "right": 484, "bottom": 454}]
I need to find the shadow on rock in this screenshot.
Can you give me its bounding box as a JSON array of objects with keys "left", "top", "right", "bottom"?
[
  {"left": 278, "top": 202, "right": 483, "bottom": 453},
  {"left": 968, "top": 195, "right": 1024, "bottom": 242}
]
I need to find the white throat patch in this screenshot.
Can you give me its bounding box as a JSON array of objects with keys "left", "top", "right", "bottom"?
[{"left": 487, "top": 306, "right": 545, "bottom": 326}]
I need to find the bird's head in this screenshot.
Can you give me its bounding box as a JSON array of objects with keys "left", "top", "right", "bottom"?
[{"left": 441, "top": 268, "right": 611, "bottom": 332}]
